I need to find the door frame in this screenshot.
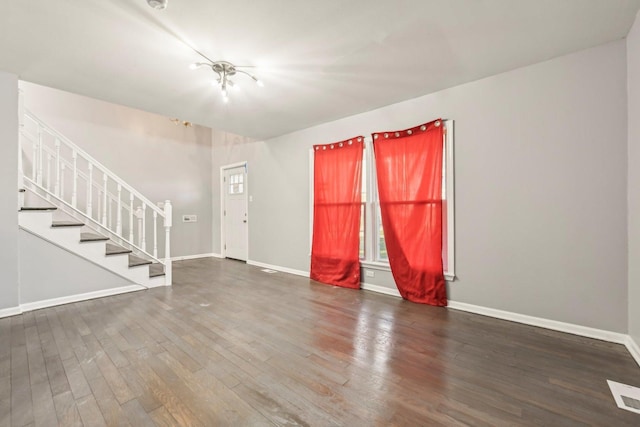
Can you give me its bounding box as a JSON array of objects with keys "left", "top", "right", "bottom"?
[{"left": 220, "top": 161, "right": 249, "bottom": 260}]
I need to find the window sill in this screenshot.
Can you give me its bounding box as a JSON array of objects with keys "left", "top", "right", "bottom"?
[{"left": 360, "top": 260, "right": 455, "bottom": 281}]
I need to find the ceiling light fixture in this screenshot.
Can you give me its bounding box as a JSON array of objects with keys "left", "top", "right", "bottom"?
[
  {"left": 147, "top": 0, "right": 168, "bottom": 10},
  {"left": 190, "top": 60, "right": 263, "bottom": 103}
]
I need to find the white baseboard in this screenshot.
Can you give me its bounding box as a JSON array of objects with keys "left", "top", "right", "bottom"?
[
  {"left": 361, "top": 282, "right": 402, "bottom": 298},
  {"left": 20, "top": 285, "right": 144, "bottom": 313},
  {"left": 246, "top": 259, "right": 309, "bottom": 278},
  {"left": 447, "top": 301, "right": 628, "bottom": 344},
  {"left": 171, "top": 253, "right": 218, "bottom": 262},
  {"left": 626, "top": 335, "right": 640, "bottom": 367},
  {"left": 0, "top": 306, "right": 22, "bottom": 319}
]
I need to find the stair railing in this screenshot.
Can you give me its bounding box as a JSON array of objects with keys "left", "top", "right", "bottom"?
[{"left": 19, "top": 108, "right": 172, "bottom": 284}]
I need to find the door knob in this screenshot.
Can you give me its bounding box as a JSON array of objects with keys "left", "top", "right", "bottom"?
[{"left": 243, "top": 220, "right": 247, "bottom": 223}]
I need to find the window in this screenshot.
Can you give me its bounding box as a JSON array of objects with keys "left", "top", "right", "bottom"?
[
  {"left": 309, "top": 120, "right": 455, "bottom": 280},
  {"left": 361, "top": 120, "right": 455, "bottom": 280},
  {"left": 229, "top": 172, "right": 244, "bottom": 194}
]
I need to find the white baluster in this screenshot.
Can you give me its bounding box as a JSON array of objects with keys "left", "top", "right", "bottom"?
[
  {"left": 129, "top": 194, "right": 134, "bottom": 243},
  {"left": 136, "top": 206, "right": 143, "bottom": 247},
  {"left": 71, "top": 150, "right": 78, "bottom": 208},
  {"left": 102, "top": 173, "right": 108, "bottom": 226},
  {"left": 164, "top": 200, "right": 172, "bottom": 285},
  {"left": 141, "top": 204, "right": 147, "bottom": 251},
  {"left": 153, "top": 211, "right": 158, "bottom": 258},
  {"left": 31, "top": 139, "right": 37, "bottom": 182},
  {"left": 116, "top": 184, "right": 122, "bottom": 235},
  {"left": 36, "top": 128, "right": 43, "bottom": 185},
  {"left": 54, "top": 139, "right": 61, "bottom": 197},
  {"left": 108, "top": 198, "right": 113, "bottom": 230},
  {"left": 45, "top": 153, "right": 51, "bottom": 199},
  {"left": 60, "top": 163, "right": 66, "bottom": 200},
  {"left": 86, "top": 164, "right": 93, "bottom": 218}
]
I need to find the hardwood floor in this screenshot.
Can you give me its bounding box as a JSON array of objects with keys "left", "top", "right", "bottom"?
[{"left": 2, "top": 257, "right": 640, "bottom": 426}]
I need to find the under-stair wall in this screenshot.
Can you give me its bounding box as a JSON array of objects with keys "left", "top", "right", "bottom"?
[{"left": 19, "top": 229, "right": 138, "bottom": 309}]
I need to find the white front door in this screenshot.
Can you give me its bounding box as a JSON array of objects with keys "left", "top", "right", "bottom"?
[{"left": 223, "top": 165, "right": 248, "bottom": 261}]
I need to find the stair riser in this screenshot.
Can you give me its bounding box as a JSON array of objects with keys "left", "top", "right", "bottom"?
[{"left": 19, "top": 211, "right": 165, "bottom": 287}]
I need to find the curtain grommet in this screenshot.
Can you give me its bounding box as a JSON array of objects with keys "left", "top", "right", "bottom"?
[
  {"left": 407, "top": 130, "right": 412, "bottom": 135},
  {"left": 384, "top": 133, "right": 389, "bottom": 138},
  {"left": 420, "top": 125, "right": 426, "bottom": 131}
]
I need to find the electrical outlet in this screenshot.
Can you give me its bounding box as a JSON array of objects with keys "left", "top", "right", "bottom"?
[
  {"left": 365, "top": 270, "right": 375, "bottom": 278},
  {"left": 182, "top": 214, "right": 197, "bottom": 223}
]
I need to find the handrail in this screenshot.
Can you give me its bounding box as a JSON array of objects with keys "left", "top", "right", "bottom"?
[
  {"left": 23, "top": 177, "right": 165, "bottom": 265},
  {"left": 23, "top": 108, "right": 164, "bottom": 217},
  {"left": 22, "top": 133, "right": 133, "bottom": 214},
  {"left": 19, "top": 107, "right": 172, "bottom": 284}
]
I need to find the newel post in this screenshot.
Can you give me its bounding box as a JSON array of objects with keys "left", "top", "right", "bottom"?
[
  {"left": 17, "top": 89, "right": 24, "bottom": 210},
  {"left": 163, "top": 200, "right": 172, "bottom": 286}
]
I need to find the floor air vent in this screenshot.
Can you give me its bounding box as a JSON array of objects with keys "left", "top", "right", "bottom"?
[
  {"left": 261, "top": 268, "right": 277, "bottom": 273},
  {"left": 608, "top": 380, "right": 640, "bottom": 414}
]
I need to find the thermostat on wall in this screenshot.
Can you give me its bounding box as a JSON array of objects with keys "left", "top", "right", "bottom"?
[{"left": 182, "top": 214, "right": 197, "bottom": 223}]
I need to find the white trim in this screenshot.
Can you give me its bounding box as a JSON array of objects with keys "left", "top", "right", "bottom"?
[
  {"left": 361, "top": 282, "right": 402, "bottom": 298},
  {"left": 625, "top": 335, "right": 640, "bottom": 367},
  {"left": 0, "top": 306, "right": 22, "bottom": 319},
  {"left": 246, "top": 259, "right": 309, "bottom": 278},
  {"left": 447, "top": 301, "right": 628, "bottom": 344},
  {"left": 309, "top": 148, "right": 314, "bottom": 256},
  {"left": 171, "top": 253, "right": 218, "bottom": 262},
  {"left": 444, "top": 119, "right": 455, "bottom": 279},
  {"left": 20, "top": 285, "right": 144, "bottom": 312}
]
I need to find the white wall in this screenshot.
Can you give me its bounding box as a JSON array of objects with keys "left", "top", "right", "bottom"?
[
  {"left": 21, "top": 82, "right": 214, "bottom": 258},
  {"left": 19, "top": 230, "right": 133, "bottom": 304},
  {"left": 213, "top": 40, "right": 629, "bottom": 333},
  {"left": 0, "top": 71, "right": 19, "bottom": 311},
  {"left": 628, "top": 11, "right": 640, "bottom": 346}
]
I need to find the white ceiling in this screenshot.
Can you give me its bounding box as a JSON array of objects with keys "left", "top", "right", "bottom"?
[{"left": 1, "top": 0, "right": 639, "bottom": 140}]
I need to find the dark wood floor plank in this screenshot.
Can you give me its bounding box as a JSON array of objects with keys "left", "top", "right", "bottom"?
[
  {"left": 122, "top": 350, "right": 204, "bottom": 427},
  {"left": 52, "top": 390, "right": 83, "bottom": 427},
  {"left": 120, "top": 399, "right": 155, "bottom": 427},
  {"left": 44, "top": 354, "right": 71, "bottom": 397},
  {"left": 4, "top": 258, "right": 640, "bottom": 426},
  {"left": 0, "top": 397, "right": 9, "bottom": 427},
  {"left": 86, "top": 374, "right": 131, "bottom": 427},
  {"left": 30, "top": 377, "right": 58, "bottom": 427},
  {"left": 76, "top": 393, "right": 107, "bottom": 427},
  {"left": 11, "top": 344, "right": 33, "bottom": 427},
  {"left": 148, "top": 406, "right": 178, "bottom": 427},
  {"left": 61, "top": 354, "right": 92, "bottom": 401}
]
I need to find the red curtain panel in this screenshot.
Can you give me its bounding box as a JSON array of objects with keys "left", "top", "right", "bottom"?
[
  {"left": 372, "top": 120, "right": 447, "bottom": 306},
  {"left": 310, "top": 137, "right": 364, "bottom": 289}
]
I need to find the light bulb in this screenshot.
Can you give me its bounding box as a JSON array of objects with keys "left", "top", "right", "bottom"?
[
  {"left": 189, "top": 63, "right": 199, "bottom": 70},
  {"left": 256, "top": 79, "right": 264, "bottom": 87}
]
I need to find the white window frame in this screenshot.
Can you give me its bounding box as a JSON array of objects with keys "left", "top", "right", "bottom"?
[{"left": 309, "top": 119, "right": 455, "bottom": 281}]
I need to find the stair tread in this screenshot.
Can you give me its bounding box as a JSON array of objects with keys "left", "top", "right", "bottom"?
[
  {"left": 20, "top": 206, "right": 57, "bottom": 211},
  {"left": 52, "top": 220, "right": 84, "bottom": 227},
  {"left": 106, "top": 243, "right": 132, "bottom": 255},
  {"left": 80, "top": 232, "right": 109, "bottom": 242},
  {"left": 149, "top": 263, "right": 166, "bottom": 278},
  {"left": 129, "top": 254, "right": 152, "bottom": 267}
]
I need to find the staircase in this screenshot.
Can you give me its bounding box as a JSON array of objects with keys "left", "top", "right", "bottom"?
[{"left": 18, "top": 106, "right": 172, "bottom": 291}]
